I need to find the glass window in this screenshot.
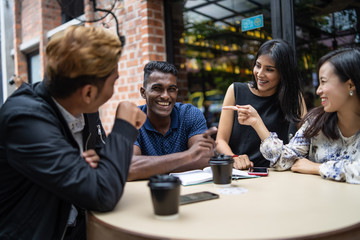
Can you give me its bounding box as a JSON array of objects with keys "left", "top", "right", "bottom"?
[
  {"left": 294, "top": 0, "right": 360, "bottom": 110},
  {"left": 58, "top": 0, "right": 84, "bottom": 24},
  {"left": 27, "top": 51, "right": 41, "bottom": 84},
  {"left": 169, "top": 0, "right": 272, "bottom": 127}
]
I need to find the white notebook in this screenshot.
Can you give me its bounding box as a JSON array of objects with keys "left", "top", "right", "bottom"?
[{"left": 170, "top": 167, "right": 258, "bottom": 186}]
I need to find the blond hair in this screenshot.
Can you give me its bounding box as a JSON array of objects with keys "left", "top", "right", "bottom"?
[{"left": 45, "top": 25, "right": 122, "bottom": 98}]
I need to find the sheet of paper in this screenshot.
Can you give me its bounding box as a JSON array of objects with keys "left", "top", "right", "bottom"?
[
  {"left": 170, "top": 167, "right": 258, "bottom": 186},
  {"left": 203, "top": 167, "right": 258, "bottom": 178},
  {"left": 170, "top": 170, "right": 212, "bottom": 186}
]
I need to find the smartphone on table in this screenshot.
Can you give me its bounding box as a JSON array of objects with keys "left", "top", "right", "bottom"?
[
  {"left": 248, "top": 167, "right": 269, "bottom": 176},
  {"left": 180, "top": 191, "right": 219, "bottom": 205}
]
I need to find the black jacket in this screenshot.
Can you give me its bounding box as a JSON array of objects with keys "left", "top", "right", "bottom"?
[{"left": 0, "top": 82, "right": 138, "bottom": 239}]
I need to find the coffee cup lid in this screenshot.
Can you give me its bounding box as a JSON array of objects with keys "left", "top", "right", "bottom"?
[
  {"left": 209, "top": 154, "right": 234, "bottom": 165},
  {"left": 148, "top": 174, "right": 181, "bottom": 189}
]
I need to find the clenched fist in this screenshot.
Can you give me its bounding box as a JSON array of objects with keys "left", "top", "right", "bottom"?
[{"left": 116, "top": 101, "right": 146, "bottom": 129}]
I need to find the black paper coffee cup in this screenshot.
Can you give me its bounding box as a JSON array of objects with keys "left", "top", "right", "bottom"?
[
  {"left": 148, "top": 174, "right": 181, "bottom": 219},
  {"left": 209, "top": 154, "right": 234, "bottom": 187}
]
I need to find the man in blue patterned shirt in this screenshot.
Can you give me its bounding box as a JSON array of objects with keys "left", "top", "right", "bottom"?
[{"left": 128, "top": 61, "right": 217, "bottom": 181}]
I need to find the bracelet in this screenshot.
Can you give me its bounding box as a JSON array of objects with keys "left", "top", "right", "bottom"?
[{"left": 232, "top": 155, "right": 238, "bottom": 158}]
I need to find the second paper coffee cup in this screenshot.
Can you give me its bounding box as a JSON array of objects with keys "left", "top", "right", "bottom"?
[{"left": 209, "top": 154, "right": 234, "bottom": 187}]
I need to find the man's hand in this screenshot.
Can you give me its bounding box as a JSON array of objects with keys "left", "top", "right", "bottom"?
[
  {"left": 13, "top": 75, "right": 26, "bottom": 89},
  {"left": 83, "top": 149, "right": 100, "bottom": 168},
  {"left": 203, "top": 126, "right": 253, "bottom": 170},
  {"left": 233, "top": 154, "right": 253, "bottom": 170},
  {"left": 186, "top": 127, "right": 217, "bottom": 168},
  {"left": 291, "top": 158, "right": 320, "bottom": 175},
  {"left": 203, "top": 126, "right": 218, "bottom": 138},
  {"left": 116, "top": 101, "right": 146, "bottom": 129}
]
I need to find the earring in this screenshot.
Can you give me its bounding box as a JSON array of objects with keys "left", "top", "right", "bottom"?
[{"left": 350, "top": 90, "right": 354, "bottom": 96}]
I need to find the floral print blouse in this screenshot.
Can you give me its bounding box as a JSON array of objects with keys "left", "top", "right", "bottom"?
[{"left": 260, "top": 121, "right": 360, "bottom": 184}]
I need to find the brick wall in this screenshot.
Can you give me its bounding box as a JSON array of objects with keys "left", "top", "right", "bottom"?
[
  {"left": 40, "top": 0, "right": 62, "bottom": 75},
  {"left": 12, "top": 0, "right": 187, "bottom": 134},
  {"left": 13, "top": 0, "right": 62, "bottom": 83},
  {"left": 14, "top": 0, "right": 31, "bottom": 82},
  {"left": 20, "top": 0, "right": 41, "bottom": 42},
  {"left": 91, "top": 0, "right": 168, "bottom": 133}
]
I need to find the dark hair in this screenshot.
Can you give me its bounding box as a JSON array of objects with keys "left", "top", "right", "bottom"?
[
  {"left": 143, "top": 61, "right": 178, "bottom": 87},
  {"left": 250, "top": 39, "right": 303, "bottom": 123},
  {"left": 303, "top": 48, "right": 360, "bottom": 140}
]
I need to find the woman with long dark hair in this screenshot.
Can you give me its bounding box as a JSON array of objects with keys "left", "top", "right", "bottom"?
[
  {"left": 217, "top": 39, "right": 306, "bottom": 169},
  {"left": 235, "top": 48, "right": 360, "bottom": 183}
]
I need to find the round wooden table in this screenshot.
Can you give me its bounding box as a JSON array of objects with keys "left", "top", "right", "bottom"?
[{"left": 87, "top": 170, "right": 360, "bottom": 240}]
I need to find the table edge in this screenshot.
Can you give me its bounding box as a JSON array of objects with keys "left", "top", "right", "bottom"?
[{"left": 87, "top": 211, "right": 360, "bottom": 240}]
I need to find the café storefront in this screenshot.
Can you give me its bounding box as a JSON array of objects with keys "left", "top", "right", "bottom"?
[
  {"left": 164, "top": 0, "right": 360, "bottom": 127},
  {"left": 1, "top": 0, "right": 358, "bottom": 130}
]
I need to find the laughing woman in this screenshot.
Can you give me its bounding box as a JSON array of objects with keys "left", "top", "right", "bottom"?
[
  {"left": 216, "top": 39, "right": 306, "bottom": 170},
  {"left": 236, "top": 48, "right": 360, "bottom": 184}
]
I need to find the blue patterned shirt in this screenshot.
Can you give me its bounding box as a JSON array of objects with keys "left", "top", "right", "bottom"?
[{"left": 134, "top": 103, "right": 207, "bottom": 155}]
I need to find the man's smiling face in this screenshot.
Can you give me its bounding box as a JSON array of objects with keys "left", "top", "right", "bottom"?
[{"left": 140, "top": 70, "right": 178, "bottom": 119}]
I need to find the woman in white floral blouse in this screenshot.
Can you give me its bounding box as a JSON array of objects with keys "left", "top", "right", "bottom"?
[{"left": 226, "top": 48, "right": 360, "bottom": 184}]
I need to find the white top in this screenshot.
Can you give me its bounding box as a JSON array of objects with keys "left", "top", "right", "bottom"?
[{"left": 53, "top": 99, "right": 85, "bottom": 153}]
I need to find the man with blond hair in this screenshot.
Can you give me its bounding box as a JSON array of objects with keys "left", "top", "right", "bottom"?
[{"left": 0, "top": 26, "right": 145, "bottom": 239}]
